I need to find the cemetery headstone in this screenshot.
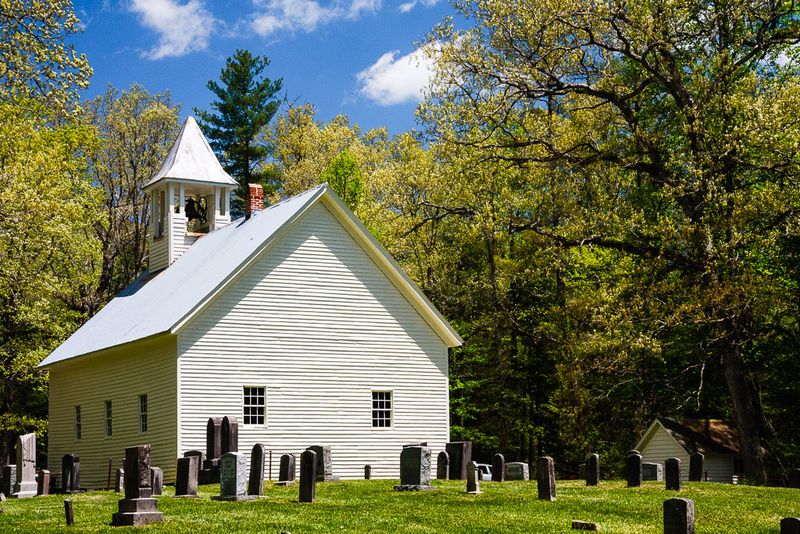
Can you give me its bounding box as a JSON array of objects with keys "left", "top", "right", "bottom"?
[
  {"left": 394, "top": 446, "right": 433, "bottom": 491},
  {"left": 150, "top": 467, "right": 163, "bottom": 496},
  {"left": 115, "top": 469, "right": 124, "bottom": 492},
  {"left": 625, "top": 451, "right": 643, "bottom": 487},
  {"left": 781, "top": 517, "right": 800, "bottom": 534},
  {"left": 276, "top": 454, "right": 296, "bottom": 486},
  {"left": 663, "top": 497, "right": 694, "bottom": 534},
  {"left": 466, "top": 461, "right": 480, "bottom": 494},
  {"left": 306, "top": 445, "right": 337, "bottom": 482},
  {"left": 12, "top": 433, "right": 37, "bottom": 498},
  {"left": 789, "top": 468, "right": 800, "bottom": 489},
  {"left": 175, "top": 456, "right": 199, "bottom": 497},
  {"left": 111, "top": 444, "right": 164, "bottom": 526},
  {"left": 37, "top": 470, "right": 50, "bottom": 496},
  {"left": 212, "top": 452, "right": 254, "bottom": 501},
  {"left": 0, "top": 466, "right": 15, "bottom": 498},
  {"left": 299, "top": 449, "right": 316, "bottom": 503},
  {"left": 221, "top": 416, "right": 239, "bottom": 455},
  {"left": 364, "top": 465, "right": 371, "bottom": 480},
  {"left": 492, "top": 454, "right": 505, "bottom": 482},
  {"left": 445, "top": 441, "right": 472, "bottom": 480},
  {"left": 537, "top": 456, "right": 556, "bottom": 501},
  {"left": 688, "top": 452, "right": 704, "bottom": 482},
  {"left": 665, "top": 458, "right": 682, "bottom": 491},
  {"left": 586, "top": 453, "right": 600, "bottom": 486},
  {"left": 505, "top": 462, "right": 530, "bottom": 481},
  {"left": 184, "top": 451, "right": 203, "bottom": 483},
  {"left": 643, "top": 462, "right": 663, "bottom": 481},
  {"left": 572, "top": 520, "right": 599, "bottom": 531},
  {"left": 201, "top": 418, "right": 222, "bottom": 484},
  {"left": 61, "top": 453, "right": 80, "bottom": 493},
  {"left": 248, "top": 443, "right": 266, "bottom": 496},
  {"left": 436, "top": 451, "right": 449, "bottom": 480},
  {"left": 64, "top": 499, "right": 74, "bottom": 526}
]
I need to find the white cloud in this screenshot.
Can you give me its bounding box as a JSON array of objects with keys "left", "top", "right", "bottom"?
[
  {"left": 130, "top": 0, "right": 215, "bottom": 60},
  {"left": 357, "top": 47, "right": 435, "bottom": 106},
  {"left": 249, "top": 0, "right": 379, "bottom": 36},
  {"left": 397, "top": 0, "right": 439, "bottom": 13}
]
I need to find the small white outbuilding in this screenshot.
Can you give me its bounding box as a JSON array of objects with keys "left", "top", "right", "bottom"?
[
  {"left": 39, "top": 117, "right": 462, "bottom": 487},
  {"left": 636, "top": 417, "right": 743, "bottom": 483}
]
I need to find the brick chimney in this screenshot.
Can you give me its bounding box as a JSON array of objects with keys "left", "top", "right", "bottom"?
[{"left": 245, "top": 183, "right": 264, "bottom": 218}]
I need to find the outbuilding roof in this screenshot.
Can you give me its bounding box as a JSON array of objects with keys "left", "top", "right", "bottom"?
[
  {"left": 39, "top": 184, "right": 462, "bottom": 368},
  {"left": 637, "top": 417, "right": 740, "bottom": 455},
  {"left": 143, "top": 116, "right": 238, "bottom": 191}
]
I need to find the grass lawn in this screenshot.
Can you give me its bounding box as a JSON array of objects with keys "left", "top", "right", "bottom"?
[{"left": 0, "top": 479, "right": 797, "bottom": 533}]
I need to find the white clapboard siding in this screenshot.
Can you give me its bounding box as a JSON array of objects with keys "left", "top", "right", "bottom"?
[
  {"left": 703, "top": 454, "right": 735, "bottom": 483},
  {"left": 47, "top": 335, "right": 178, "bottom": 488},
  {"left": 149, "top": 233, "right": 169, "bottom": 272},
  {"left": 640, "top": 428, "right": 690, "bottom": 480},
  {"left": 178, "top": 202, "right": 449, "bottom": 479},
  {"left": 171, "top": 214, "right": 198, "bottom": 262}
]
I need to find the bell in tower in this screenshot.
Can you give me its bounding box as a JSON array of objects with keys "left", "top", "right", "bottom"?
[{"left": 143, "top": 117, "right": 238, "bottom": 272}]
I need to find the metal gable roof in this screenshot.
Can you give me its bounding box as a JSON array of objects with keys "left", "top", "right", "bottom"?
[{"left": 39, "top": 184, "right": 462, "bottom": 368}]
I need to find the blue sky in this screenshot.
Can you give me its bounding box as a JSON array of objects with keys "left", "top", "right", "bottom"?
[{"left": 72, "top": 0, "right": 457, "bottom": 135}]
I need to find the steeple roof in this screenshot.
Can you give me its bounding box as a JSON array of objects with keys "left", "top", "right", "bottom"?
[{"left": 143, "top": 116, "right": 238, "bottom": 190}]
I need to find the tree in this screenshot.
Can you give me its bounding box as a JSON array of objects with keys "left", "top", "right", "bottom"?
[
  {"left": 320, "top": 150, "right": 363, "bottom": 210},
  {"left": 84, "top": 85, "right": 180, "bottom": 312},
  {"left": 195, "top": 49, "right": 283, "bottom": 209},
  {"left": 423, "top": 0, "right": 800, "bottom": 482},
  {"left": 0, "top": 0, "right": 92, "bottom": 113}
]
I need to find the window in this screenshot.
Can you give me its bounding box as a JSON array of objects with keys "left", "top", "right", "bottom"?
[
  {"left": 104, "top": 400, "right": 113, "bottom": 437},
  {"left": 138, "top": 394, "right": 148, "bottom": 433},
  {"left": 74, "top": 406, "right": 82, "bottom": 440},
  {"left": 243, "top": 387, "right": 265, "bottom": 425},
  {"left": 372, "top": 391, "right": 392, "bottom": 428}
]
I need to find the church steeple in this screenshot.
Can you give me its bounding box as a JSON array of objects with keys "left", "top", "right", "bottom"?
[{"left": 144, "top": 117, "right": 238, "bottom": 271}]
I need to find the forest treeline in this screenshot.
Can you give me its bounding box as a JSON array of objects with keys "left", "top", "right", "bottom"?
[{"left": 2, "top": 0, "right": 799, "bottom": 483}]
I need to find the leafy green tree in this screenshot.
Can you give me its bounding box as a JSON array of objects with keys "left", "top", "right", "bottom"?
[
  {"left": 195, "top": 49, "right": 283, "bottom": 210},
  {"left": 423, "top": 0, "right": 800, "bottom": 482},
  {"left": 321, "top": 150, "right": 363, "bottom": 210},
  {"left": 0, "top": 0, "right": 91, "bottom": 112}
]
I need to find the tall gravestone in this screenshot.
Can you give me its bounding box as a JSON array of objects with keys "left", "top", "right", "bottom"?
[
  {"left": 505, "top": 462, "right": 530, "bottom": 481},
  {"left": 150, "top": 467, "right": 163, "bottom": 496},
  {"left": 394, "top": 446, "right": 433, "bottom": 491},
  {"left": 61, "top": 453, "right": 80, "bottom": 493},
  {"left": 537, "top": 456, "right": 556, "bottom": 501},
  {"left": 183, "top": 451, "right": 203, "bottom": 484},
  {"left": 364, "top": 465, "right": 371, "bottom": 480},
  {"left": 111, "top": 445, "right": 164, "bottom": 526},
  {"left": 665, "top": 458, "right": 682, "bottom": 491},
  {"left": 276, "top": 454, "right": 295, "bottom": 486},
  {"left": 586, "top": 453, "right": 600, "bottom": 486},
  {"left": 492, "top": 454, "right": 505, "bottom": 482},
  {"left": 446, "top": 441, "right": 472, "bottom": 481},
  {"left": 12, "top": 433, "right": 37, "bottom": 498},
  {"left": 37, "top": 469, "right": 50, "bottom": 496},
  {"left": 115, "top": 469, "right": 124, "bottom": 492},
  {"left": 248, "top": 443, "right": 266, "bottom": 496},
  {"left": 175, "top": 456, "right": 199, "bottom": 497},
  {"left": 306, "top": 445, "right": 336, "bottom": 482},
  {"left": 221, "top": 416, "right": 239, "bottom": 455},
  {"left": 643, "top": 462, "right": 664, "bottom": 481},
  {"left": 213, "top": 452, "right": 254, "bottom": 501},
  {"left": 664, "top": 497, "right": 694, "bottom": 534},
  {"left": 781, "top": 518, "right": 800, "bottom": 534},
  {"left": 299, "top": 449, "right": 316, "bottom": 503},
  {"left": 689, "top": 452, "right": 704, "bottom": 482},
  {"left": 466, "top": 461, "right": 480, "bottom": 494},
  {"left": 436, "top": 451, "right": 449, "bottom": 480},
  {"left": 1, "top": 465, "right": 16, "bottom": 497},
  {"left": 626, "top": 451, "right": 643, "bottom": 487},
  {"left": 201, "top": 418, "right": 222, "bottom": 484}
]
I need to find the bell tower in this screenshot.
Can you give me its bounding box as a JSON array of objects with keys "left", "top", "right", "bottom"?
[{"left": 144, "top": 117, "right": 239, "bottom": 272}]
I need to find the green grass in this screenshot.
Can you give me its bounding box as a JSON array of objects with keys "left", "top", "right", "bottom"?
[{"left": 1, "top": 479, "right": 797, "bottom": 533}]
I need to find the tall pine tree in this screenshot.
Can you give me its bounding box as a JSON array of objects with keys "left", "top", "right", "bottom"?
[{"left": 195, "top": 49, "right": 283, "bottom": 212}]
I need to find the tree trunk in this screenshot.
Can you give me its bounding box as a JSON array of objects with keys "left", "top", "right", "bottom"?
[{"left": 722, "top": 343, "right": 767, "bottom": 484}]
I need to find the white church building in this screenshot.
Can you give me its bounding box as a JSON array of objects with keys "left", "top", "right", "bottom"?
[{"left": 39, "top": 117, "right": 462, "bottom": 487}]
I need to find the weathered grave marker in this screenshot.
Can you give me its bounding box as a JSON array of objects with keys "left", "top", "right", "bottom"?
[
  {"left": 688, "top": 453, "right": 704, "bottom": 482},
  {"left": 364, "top": 465, "right": 371, "bottom": 479},
  {"left": 201, "top": 418, "right": 222, "bottom": 484},
  {"left": 115, "top": 469, "right": 124, "bottom": 493},
  {"left": 306, "top": 445, "right": 337, "bottom": 482},
  {"left": 276, "top": 454, "right": 296, "bottom": 486},
  {"left": 436, "top": 451, "right": 449, "bottom": 480},
  {"left": 37, "top": 470, "right": 50, "bottom": 496},
  {"left": 175, "top": 456, "right": 199, "bottom": 497},
  {"left": 664, "top": 497, "right": 694, "bottom": 534},
  {"left": 212, "top": 452, "right": 254, "bottom": 501},
  {"left": 781, "top": 517, "right": 800, "bottom": 534},
  {"left": 466, "top": 461, "right": 480, "bottom": 494},
  {"left": 64, "top": 499, "right": 74, "bottom": 526},
  {"left": 586, "top": 453, "right": 599, "bottom": 486},
  {"left": 537, "top": 456, "right": 556, "bottom": 502},
  {"left": 221, "top": 416, "right": 239, "bottom": 455},
  {"left": 111, "top": 444, "right": 164, "bottom": 526},
  {"left": 394, "top": 446, "right": 433, "bottom": 491},
  {"left": 12, "top": 433, "right": 37, "bottom": 498},
  {"left": 1, "top": 466, "right": 16, "bottom": 498},
  {"left": 184, "top": 451, "right": 203, "bottom": 484},
  {"left": 572, "top": 520, "right": 599, "bottom": 531},
  {"left": 665, "top": 458, "right": 682, "bottom": 491},
  {"left": 505, "top": 462, "right": 530, "bottom": 481},
  {"left": 625, "top": 451, "right": 643, "bottom": 488},
  {"left": 446, "top": 441, "right": 472, "bottom": 480},
  {"left": 299, "top": 449, "right": 316, "bottom": 503},
  {"left": 492, "top": 454, "right": 505, "bottom": 482},
  {"left": 150, "top": 467, "right": 163, "bottom": 496},
  {"left": 643, "top": 462, "right": 663, "bottom": 481},
  {"left": 248, "top": 443, "right": 266, "bottom": 496},
  {"left": 62, "top": 453, "right": 80, "bottom": 493}
]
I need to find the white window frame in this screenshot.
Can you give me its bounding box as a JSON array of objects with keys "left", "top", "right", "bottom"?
[
  {"left": 104, "top": 400, "right": 113, "bottom": 437},
  {"left": 74, "top": 406, "right": 82, "bottom": 440},
  {"left": 242, "top": 386, "right": 266, "bottom": 426},
  {"left": 371, "top": 390, "right": 393, "bottom": 428},
  {"left": 138, "top": 394, "right": 148, "bottom": 433}
]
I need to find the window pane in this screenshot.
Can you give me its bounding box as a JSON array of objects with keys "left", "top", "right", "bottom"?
[{"left": 243, "top": 386, "right": 265, "bottom": 425}]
